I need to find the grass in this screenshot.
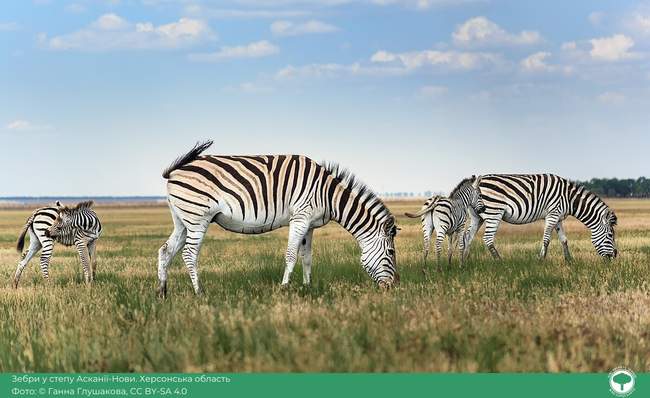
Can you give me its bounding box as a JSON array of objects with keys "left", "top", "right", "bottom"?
[{"left": 1, "top": 199, "right": 649, "bottom": 372}]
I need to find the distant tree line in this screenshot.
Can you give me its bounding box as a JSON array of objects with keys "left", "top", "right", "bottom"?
[{"left": 575, "top": 177, "right": 650, "bottom": 198}]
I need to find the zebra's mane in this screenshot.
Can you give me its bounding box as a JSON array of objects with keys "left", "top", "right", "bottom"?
[
  {"left": 58, "top": 200, "right": 94, "bottom": 214},
  {"left": 449, "top": 176, "right": 477, "bottom": 198},
  {"left": 321, "top": 162, "right": 390, "bottom": 217},
  {"left": 162, "top": 140, "right": 214, "bottom": 179}
]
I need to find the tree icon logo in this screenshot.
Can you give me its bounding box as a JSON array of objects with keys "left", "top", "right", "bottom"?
[{"left": 609, "top": 367, "right": 636, "bottom": 397}]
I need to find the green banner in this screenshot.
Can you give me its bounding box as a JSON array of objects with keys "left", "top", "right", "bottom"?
[{"left": 0, "top": 373, "right": 643, "bottom": 398}]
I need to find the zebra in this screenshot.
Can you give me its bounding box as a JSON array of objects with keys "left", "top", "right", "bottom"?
[
  {"left": 404, "top": 176, "right": 485, "bottom": 267},
  {"left": 157, "top": 141, "right": 399, "bottom": 297},
  {"left": 461, "top": 174, "right": 618, "bottom": 261},
  {"left": 13, "top": 200, "right": 102, "bottom": 288}
]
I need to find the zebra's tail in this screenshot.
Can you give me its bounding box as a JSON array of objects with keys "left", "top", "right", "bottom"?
[
  {"left": 405, "top": 197, "right": 440, "bottom": 218},
  {"left": 162, "top": 140, "right": 214, "bottom": 179},
  {"left": 16, "top": 213, "right": 35, "bottom": 253}
]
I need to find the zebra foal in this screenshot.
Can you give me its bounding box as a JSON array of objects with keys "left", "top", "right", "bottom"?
[
  {"left": 13, "top": 201, "right": 102, "bottom": 288},
  {"left": 405, "top": 176, "right": 485, "bottom": 267}
]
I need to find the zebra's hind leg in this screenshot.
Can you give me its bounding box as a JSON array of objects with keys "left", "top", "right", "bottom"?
[
  {"left": 37, "top": 236, "right": 55, "bottom": 283},
  {"left": 157, "top": 210, "right": 187, "bottom": 298},
  {"left": 282, "top": 216, "right": 310, "bottom": 287},
  {"left": 482, "top": 217, "right": 503, "bottom": 260},
  {"left": 75, "top": 241, "right": 92, "bottom": 284},
  {"left": 13, "top": 229, "right": 42, "bottom": 288},
  {"left": 555, "top": 221, "right": 572, "bottom": 262},
  {"left": 299, "top": 229, "right": 314, "bottom": 285},
  {"left": 434, "top": 230, "right": 445, "bottom": 272},
  {"left": 181, "top": 221, "right": 209, "bottom": 295},
  {"left": 447, "top": 233, "right": 456, "bottom": 265},
  {"left": 539, "top": 213, "right": 560, "bottom": 259}
]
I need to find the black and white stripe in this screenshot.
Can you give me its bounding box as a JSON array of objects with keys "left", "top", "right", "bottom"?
[
  {"left": 157, "top": 141, "right": 399, "bottom": 297},
  {"left": 405, "top": 176, "right": 484, "bottom": 266},
  {"left": 463, "top": 174, "right": 618, "bottom": 261},
  {"left": 14, "top": 201, "right": 102, "bottom": 287}
]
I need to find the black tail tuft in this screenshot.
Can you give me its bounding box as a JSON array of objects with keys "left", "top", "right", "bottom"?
[
  {"left": 16, "top": 214, "right": 34, "bottom": 253},
  {"left": 162, "top": 140, "right": 213, "bottom": 179}
]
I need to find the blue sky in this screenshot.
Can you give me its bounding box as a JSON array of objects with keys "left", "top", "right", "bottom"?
[{"left": 1, "top": 0, "right": 649, "bottom": 196}]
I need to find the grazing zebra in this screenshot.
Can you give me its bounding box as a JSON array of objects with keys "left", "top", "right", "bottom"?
[
  {"left": 462, "top": 174, "right": 618, "bottom": 261},
  {"left": 157, "top": 141, "right": 399, "bottom": 297},
  {"left": 13, "top": 201, "right": 102, "bottom": 288},
  {"left": 404, "top": 176, "right": 485, "bottom": 267}
]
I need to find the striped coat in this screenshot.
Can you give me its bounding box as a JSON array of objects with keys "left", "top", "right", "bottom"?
[
  {"left": 14, "top": 201, "right": 102, "bottom": 287},
  {"left": 157, "top": 141, "right": 398, "bottom": 297},
  {"left": 463, "top": 174, "right": 617, "bottom": 261}
]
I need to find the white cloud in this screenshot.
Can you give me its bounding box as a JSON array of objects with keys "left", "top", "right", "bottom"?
[
  {"left": 41, "top": 14, "right": 214, "bottom": 51},
  {"left": 419, "top": 85, "right": 448, "bottom": 97},
  {"left": 92, "top": 13, "right": 128, "bottom": 30},
  {"left": 275, "top": 62, "right": 407, "bottom": 79},
  {"left": 588, "top": 11, "right": 605, "bottom": 26},
  {"left": 0, "top": 22, "right": 20, "bottom": 31},
  {"left": 271, "top": 20, "right": 339, "bottom": 36},
  {"left": 629, "top": 10, "right": 650, "bottom": 35},
  {"left": 189, "top": 40, "right": 279, "bottom": 62},
  {"left": 185, "top": 4, "right": 311, "bottom": 19},
  {"left": 561, "top": 41, "right": 576, "bottom": 51},
  {"left": 452, "top": 16, "right": 542, "bottom": 47},
  {"left": 597, "top": 91, "right": 625, "bottom": 104},
  {"left": 589, "top": 34, "right": 637, "bottom": 61},
  {"left": 64, "top": 3, "right": 87, "bottom": 13},
  {"left": 371, "top": 48, "right": 502, "bottom": 70},
  {"left": 5, "top": 120, "right": 52, "bottom": 131},
  {"left": 520, "top": 51, "right": 572, "bottom": 74}
]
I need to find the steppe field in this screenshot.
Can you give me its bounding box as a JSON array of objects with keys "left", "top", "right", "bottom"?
[{"left": 1, "top": 199, "right": 649, "bottom": 373}]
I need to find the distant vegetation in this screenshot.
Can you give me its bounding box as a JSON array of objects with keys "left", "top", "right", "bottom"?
[{"left": 577, "top": 177, "right": 650, "bottom": 198}]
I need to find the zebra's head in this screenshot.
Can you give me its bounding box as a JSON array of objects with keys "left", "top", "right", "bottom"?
[
  {"left": 46, "top": 209, "right": 72, "bottom": 239},
  {"left": 592, "top": 209, "right": 618, "bottom": 258},
  {"left": 360, "top": 215, "right": 399, "bottom": 289},
  {"left": 451, "top": 176, "right": 485, "bottom": 214}
]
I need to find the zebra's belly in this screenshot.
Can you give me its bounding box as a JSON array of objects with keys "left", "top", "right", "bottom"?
[
  {"left": 212, "top": 214, "right": 289, "bottom": 235},
  {"left": 501, "top": 210, "right": 546, "bottom": 225}
]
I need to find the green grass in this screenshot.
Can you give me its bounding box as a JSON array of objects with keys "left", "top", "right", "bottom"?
[{"left": 0, "top": 200, "right": 649, "bottom": 372}]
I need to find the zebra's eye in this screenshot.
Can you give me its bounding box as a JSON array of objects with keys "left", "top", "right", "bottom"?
[{"left": 387, "top": 248, "right": 395, "bottom": 257}]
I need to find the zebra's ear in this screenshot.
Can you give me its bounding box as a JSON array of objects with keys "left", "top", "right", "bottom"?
[{"left": 55, "top": 201, "right": 62, "bottom": 207}]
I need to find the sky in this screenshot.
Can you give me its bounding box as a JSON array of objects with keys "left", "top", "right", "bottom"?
[{"left": 1, "top": 0, "right": 649, "bottom": 196}]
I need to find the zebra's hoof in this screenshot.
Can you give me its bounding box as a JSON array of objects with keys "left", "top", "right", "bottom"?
[
  {"left": 279, "top": 283, "right": 289, "bottom": 291},
  {"left": 12, "top": 279, "right": 18, "bottom": 289},
  {"left": 157, "top": 282, "right": 167, "bottom": 299}
]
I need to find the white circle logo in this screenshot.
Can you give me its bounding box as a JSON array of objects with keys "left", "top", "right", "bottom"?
[{"left": 609, "top": 367, "right": 636, "bottom": 397}]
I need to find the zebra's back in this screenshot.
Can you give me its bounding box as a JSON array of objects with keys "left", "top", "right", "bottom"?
[
  {"left": 478, "top": 174, "right": 570, "bottom": 224},
  {"left": 166, "top": 154, "right": 332, "bottom": 233}
]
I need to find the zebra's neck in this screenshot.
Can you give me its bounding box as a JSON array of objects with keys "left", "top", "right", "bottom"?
[
  {"left": 569, "top": 185, "right": 608, "bottom": 229},
  {"left": 328, "top": 182, "right": 389, "bottom": 243},
  {"left": 451, "top": 184, "right": 473, "bottom": 208}
]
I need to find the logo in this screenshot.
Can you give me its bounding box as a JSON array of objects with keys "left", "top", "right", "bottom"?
[{"left": 609, "top": 367, "right": 636, "bottom": 397}]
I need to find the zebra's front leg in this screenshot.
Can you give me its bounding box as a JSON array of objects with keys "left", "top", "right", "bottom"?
[
  {"left": 75, "top": 240, "right": 92, "bottom": 284},
  {"left": 539, "top": 213, "right": 560, "bottom": 259},
  {"left": 555, "top": 221, "right": 572, "bottom": 262},
  {"left": 181, "top": 221, "right": 209, "bottom": 295},
  {"left": 299, "top": 229, "right": 314, "bottom": 285},
  {"left": 482, "top": 216, "right": 503, "bottom": 260},
  {"left": 88, "top": 239, "right": 97, "bottom": 281},
  {"left": 462, "top": 213, "right": 483, "bottom": 262},
  {"left": 282, "top": 218, "right": 310, "bottom": 287},
  {"left": 13, "top": 231, "right": 42, "bottom": 288}
]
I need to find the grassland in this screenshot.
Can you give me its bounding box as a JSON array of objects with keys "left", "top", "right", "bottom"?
[{"left": 1, "top": 199, "right": 649, "bottom": 372}]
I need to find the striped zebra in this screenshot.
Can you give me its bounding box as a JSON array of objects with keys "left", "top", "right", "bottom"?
[
  {"left": 157, "top": 141, "right": 399, "bottom": 297},
  {"left": 462, "top": 174, "right": 618, "bottom": 261},
  {"left": 405, "top": 176, "right": 485, "bottom": 266},
  {"left": 13, "top": 201, "right": 102, "bottom": 288}
]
